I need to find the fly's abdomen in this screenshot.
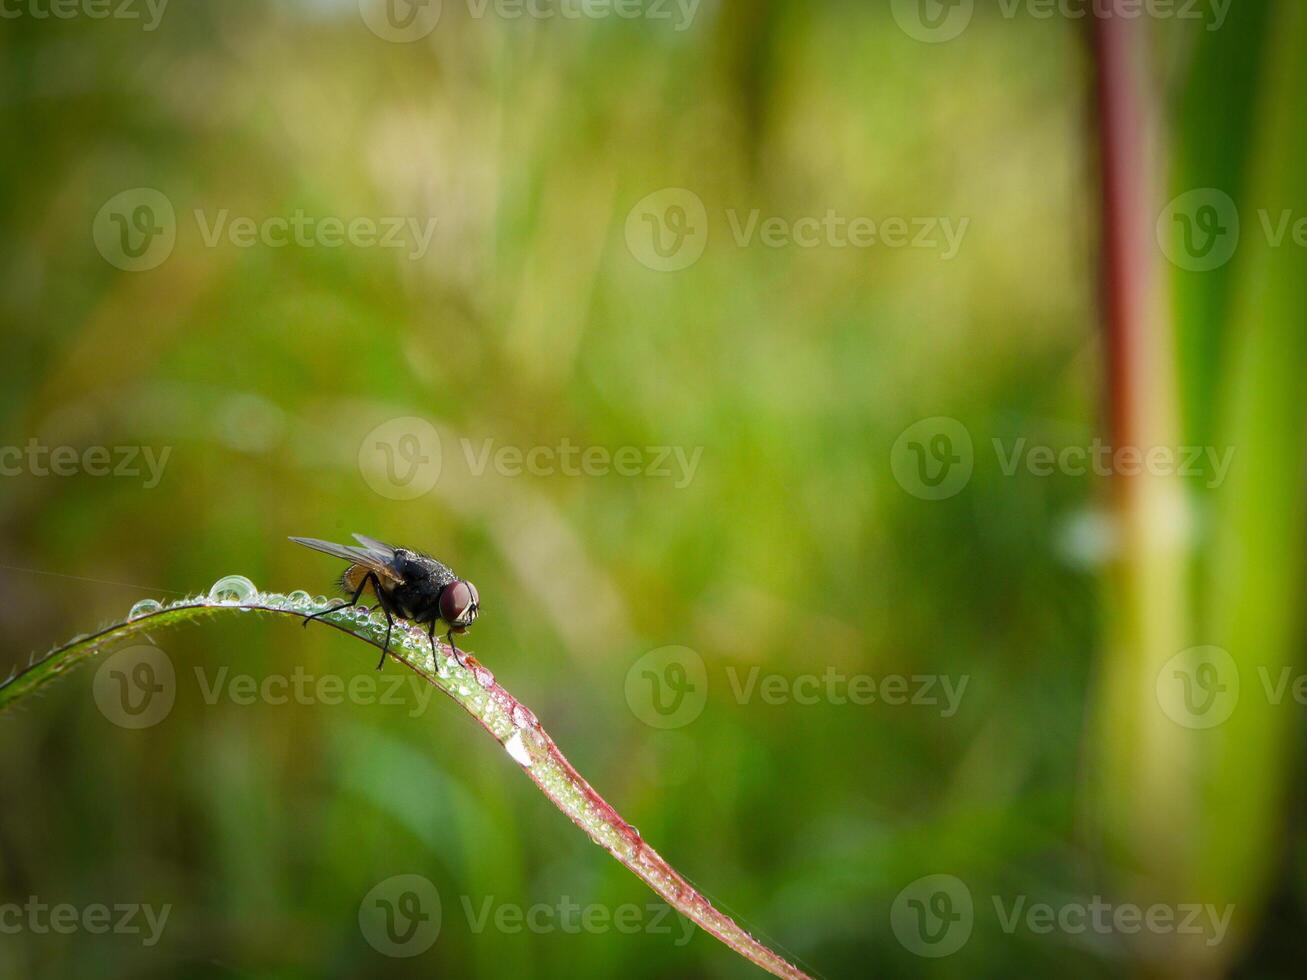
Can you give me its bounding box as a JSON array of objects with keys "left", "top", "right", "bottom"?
[{"left": 341, "top": 564, "right": 372, "bottom": 595}]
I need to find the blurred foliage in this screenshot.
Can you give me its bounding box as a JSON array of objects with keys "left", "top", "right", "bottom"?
[{"left": 0, "top": 2, "right": 1302, "bottom": 978}]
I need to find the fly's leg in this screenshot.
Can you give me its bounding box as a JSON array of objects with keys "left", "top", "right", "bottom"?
[
  {"left": 301, "top": 572, "right": 394, "bottom": 670},
  {"left": 372, "top": 575, "right": 398, "bottom": 671},
  {"left": 427, "top": 620, "right": 437, "bottom": 661},
  {"left": 446, "top": 629, "right": 466, "bottom": 668},
  {"left": 303, "top": 572, "right": 371, "bottom": 627}
]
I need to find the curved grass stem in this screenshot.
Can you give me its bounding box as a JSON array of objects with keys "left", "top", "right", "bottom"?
[{"left": 0, "top": 590, "right": 813, "bottom": 980}]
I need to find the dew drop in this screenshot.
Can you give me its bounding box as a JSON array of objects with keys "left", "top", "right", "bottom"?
[
  {"left": 288, "top": 590, "right": 311, "bottom": 607},
  {"left": 472, "top": 664, "right": 495, "bottom": 689},
  {"left": 504, "top": 730, "right": 533, "bottom": 767},
  {"left": 511, "top": 704, "right": 537, "bottom": 729},
  {"left": 127, "top": 598, "right": 163, "bottom": 621},
  {"left": 209, "top": 574, "right": 257, "bottom": 604}
]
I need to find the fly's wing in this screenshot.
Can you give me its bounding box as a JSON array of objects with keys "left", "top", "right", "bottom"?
[
  {"left": 288, "top": 536, "right": 405, "bottom": 585},
  {"left": 353, "top": 533, "right": 460, "bottom": 588},
  {"left": 351, "top": 533, "right": 397, "bottom": 555}
]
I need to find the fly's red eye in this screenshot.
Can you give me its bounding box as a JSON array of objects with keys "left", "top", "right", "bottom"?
[{"left": 440, "top": 581, "right": 475, "bottom": 625}]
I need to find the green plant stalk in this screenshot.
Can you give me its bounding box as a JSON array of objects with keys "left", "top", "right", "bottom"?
[
  {"left": 1197, "top": 0, "right": 1307, "bottom": 935},
  {"left": 0, "top": 590, "right": 813, "bottom": 980}
]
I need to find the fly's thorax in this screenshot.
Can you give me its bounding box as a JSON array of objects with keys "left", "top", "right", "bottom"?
[{"left": 388, "top": 576, "right": 444, "bottom": 623}]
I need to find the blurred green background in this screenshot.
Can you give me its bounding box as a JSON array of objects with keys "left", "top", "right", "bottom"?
[{"left": 2, "top": 1, "right": 1305, "bottom": 977}]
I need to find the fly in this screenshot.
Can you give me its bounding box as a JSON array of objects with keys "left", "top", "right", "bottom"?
[{"left": 290, "top": 534, "right": 480, "bottom": 670}]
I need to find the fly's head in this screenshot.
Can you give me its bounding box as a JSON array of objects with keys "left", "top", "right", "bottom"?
[{"left": 439, "top": 580, "right": 480, "bottom": 633}]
